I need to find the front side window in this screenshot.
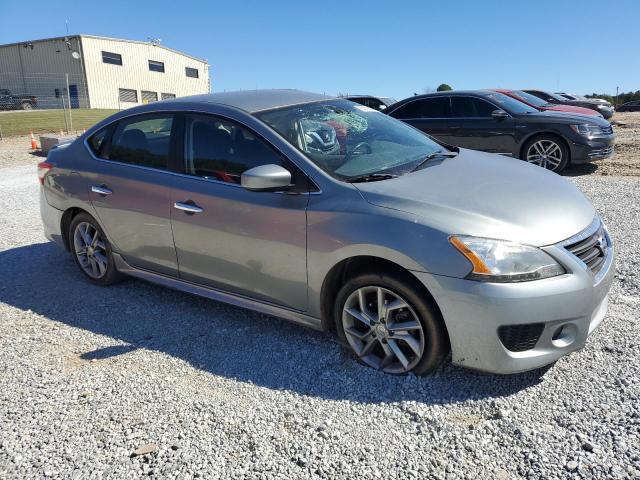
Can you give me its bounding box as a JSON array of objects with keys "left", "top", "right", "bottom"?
[
  {"left": 109, "top": 115, "right": 174, "bottom": 170},
  {"left": 149, "top": 60, "right": 165, "bottom": 73},
  {"left": 450, "top": 97, "right": 496, "bottom": 117},
  {"left": 183, "top": 114, "right": 283, "bottom": 184},
  {"left": 256, "top": 99, "right": 446, "bottom": 180}
]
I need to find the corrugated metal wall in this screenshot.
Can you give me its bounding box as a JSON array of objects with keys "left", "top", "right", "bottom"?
[
  {"left": 80, "top": 36, "right": 209, "bottom": 109},
  {"left": 0, "top": 37, "right": 88, "bottom": 108}
]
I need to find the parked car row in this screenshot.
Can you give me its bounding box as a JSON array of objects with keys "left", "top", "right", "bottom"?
[
  {"left": 376, "top": 90, "right": 615, "bottom": 173},
  {"left": 524, "top": 90, "right": 615, "bottom": 119}
]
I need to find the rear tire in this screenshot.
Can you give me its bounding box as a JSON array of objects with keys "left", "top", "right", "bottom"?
[
  {"left": 69, "top": 213, "right": 123, "bottom": 286},
  {"left": 334, "top": 271, "right": 449, "bottom": 375},
  {"left": 521, "top": 134, "right": 569, "bottom": 173}
]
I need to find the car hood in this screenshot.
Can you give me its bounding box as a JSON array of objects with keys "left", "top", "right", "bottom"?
[
  {"left": 543, "top": 104, "right": 601, "bottom": 117},
  {"left": 353, "top": 149, "right": 595, "bottom": 246},
  {"left": 523, "top": 110, "right": 611, "bottom": 126}
]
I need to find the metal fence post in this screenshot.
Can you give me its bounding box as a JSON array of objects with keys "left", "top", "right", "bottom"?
[{"left": 65, "top": 73, "right": 73, "bottom": 133}]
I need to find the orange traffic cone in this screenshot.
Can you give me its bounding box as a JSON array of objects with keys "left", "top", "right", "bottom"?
[{"left": 30, "top": 132, "right": 38, "bottom": 150}]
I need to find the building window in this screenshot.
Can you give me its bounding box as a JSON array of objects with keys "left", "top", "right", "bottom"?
[
  {"left": 102, "top": 51, "right": 122, "bottom": 66},
  {"left": 141, "top": 91, "right": 158, "bottom": 104},
  {"left": 119, "top": 88, "right": 138, "bottom": 103},
  {"left": 185, "top": 67, "right": 199, "bottom": 78},
  {"left": 161, "top": 93, "right": 176, "bottom": 100},
  {"left": 149, "top": 60, "right": 165, "bottom": 73}
]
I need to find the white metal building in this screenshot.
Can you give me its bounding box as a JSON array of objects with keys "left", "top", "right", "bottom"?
[{"left": 0, "top": 35, "right": 210, "bottom": 109}]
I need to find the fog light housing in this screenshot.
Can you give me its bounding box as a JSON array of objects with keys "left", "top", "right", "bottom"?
[{"left": 551, "top": 323, "right": 577, "bottom": 348}]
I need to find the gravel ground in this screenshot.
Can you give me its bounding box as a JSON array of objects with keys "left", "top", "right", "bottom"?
[{"left": 0, "top": 141, "right": 639, "bottom": 479}]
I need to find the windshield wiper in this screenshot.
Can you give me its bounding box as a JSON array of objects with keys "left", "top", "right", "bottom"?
[
  {"left": 410, "top": 150, "right": 458, "bottom": 172},
  {"left": 347, "top": 173, "right": 398, "bottom": 183}
]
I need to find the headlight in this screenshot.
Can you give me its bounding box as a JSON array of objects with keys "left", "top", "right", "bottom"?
[
  {"left": 449, "top": 236, "right": 565, "bottom": 283},
  {"left": 596, "top": 104, "right": 612, "bottom": 110},
  {"left": 570, "top": 124, "right": 605, "bottom": 136}
]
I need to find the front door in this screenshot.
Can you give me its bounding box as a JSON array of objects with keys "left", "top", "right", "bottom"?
[
  {"left": 169, "top": 113, "right": 309, "bottom": 311},
  {"left": 87, "top": 113, "right": 178, "bottom": 276},
  {"left": 448, "top": 96, "right": 516, "bottom": 154}
]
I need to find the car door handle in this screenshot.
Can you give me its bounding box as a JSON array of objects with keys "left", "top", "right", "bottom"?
[
  {"left": 91, "top": 185, "right": 112, "bottom": 196},
  {"left": 174, "top": 201, "right": 204, "bottom": 214}
]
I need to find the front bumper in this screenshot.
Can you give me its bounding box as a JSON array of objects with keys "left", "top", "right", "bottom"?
[
  {"left": 569, "top": 134, "right": 615, "bottom": 164},
  {"left": 413, "top": 233, "right": 615, "bottom": 374}
]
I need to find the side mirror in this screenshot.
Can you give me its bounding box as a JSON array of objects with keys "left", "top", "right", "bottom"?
[
  {"left": 491, "top": 109, "right": 509, "bottom": 120},
  {"left": 241, "top": 164, "right": 292, "bottom": 192}
]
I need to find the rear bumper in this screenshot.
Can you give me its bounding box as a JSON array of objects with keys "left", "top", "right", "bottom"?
[
  {"left": 413, "top": 239, "right": 615, "bottom": 374},
  {"left": 40, "top": 188, "right": 65, "bottom": 248},
  {"left": 569, "top": 135, "right": 615, "bottom": 164}
]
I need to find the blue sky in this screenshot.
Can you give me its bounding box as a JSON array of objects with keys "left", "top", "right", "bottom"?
[{"left": 1, "top": 0, "right": 638, "bottom": 100}]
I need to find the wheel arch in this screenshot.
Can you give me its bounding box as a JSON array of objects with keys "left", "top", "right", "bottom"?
[
  {"left": 319, "top": 255, "right": 447, "bottom": 340},
  {"left": 60, "top": 207, "right": 92, "bottom": 251}
]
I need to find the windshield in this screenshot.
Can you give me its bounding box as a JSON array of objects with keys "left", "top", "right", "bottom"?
[
  {"left": 256, "top": 100, "right": 446, "bottom": 180},
  {"left": 483, "top": 92, "right": 538, "bottom": 115},
  {"left": 513, "top": 90, "right": 547, "bottom": 107}
]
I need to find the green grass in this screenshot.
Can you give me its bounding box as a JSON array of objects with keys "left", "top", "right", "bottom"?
[{"left": 0, "top": 109, "right": 117, "bottom": 137}]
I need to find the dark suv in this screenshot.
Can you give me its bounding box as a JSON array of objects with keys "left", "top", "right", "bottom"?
[{"left": 386, "top": 90, "right": 615, "bottom": 172}]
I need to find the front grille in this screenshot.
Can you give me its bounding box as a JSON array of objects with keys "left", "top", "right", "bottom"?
[
  {"left": 588, "top": 145, "right": 614, "bottom": 158},
  {"left": 498, "top": 323, "right": 545, "bottom": 352},
  {"left": 563, "top": 220, "right": 609, "bottom": 275}
]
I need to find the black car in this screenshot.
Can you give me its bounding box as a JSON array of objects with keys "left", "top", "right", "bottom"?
[
  {"left": 616, "top": 101, "right": 640, "bottom": 112},
  {"left": 386, "top": 90, "right": 615, "bottom": 173},
  {"left": 344, "top": 95, "right": 397, "bottom": 111},
  {"left": 523, "top": 89, "right": 614, "bottom": 119}
]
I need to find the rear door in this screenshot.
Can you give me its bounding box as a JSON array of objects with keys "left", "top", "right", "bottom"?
[
  {"left": 169, "top": 113, "right": 309, "bottom": 310},
  {"left": 448, "top": 96, "right": 516, "bottom": 154},
  {"left": 87, "top": 114, "right": 178, "bottom": 276},
  {"left": 388, "top": 97, "right": 454, "bottom": 143}
]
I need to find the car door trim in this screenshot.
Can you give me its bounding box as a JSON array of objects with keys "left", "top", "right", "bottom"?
[{"left": 112, "top": 252, "right": 323, "bottom": 330}]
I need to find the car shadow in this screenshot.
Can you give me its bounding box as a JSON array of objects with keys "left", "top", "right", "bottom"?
[
  {"left": 563, "top": 163, "right": 599, "bottom": 177},
  {"left": 0, "top": 242, "right": 549, "bottom": 405}
]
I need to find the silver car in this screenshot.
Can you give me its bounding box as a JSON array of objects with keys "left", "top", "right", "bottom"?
[{"left": 39, "top": 90, "right": 614, "bottom": 375}]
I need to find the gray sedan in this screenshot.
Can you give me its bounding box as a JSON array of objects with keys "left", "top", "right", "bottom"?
[{"left": 39, "top": 90, "right": 614, "bottom": 375}]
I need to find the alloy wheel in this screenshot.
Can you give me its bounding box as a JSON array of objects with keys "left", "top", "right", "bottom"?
[
  {"left": 526, "top": 139, "right": 563, "bottom": 171},
  {"left": 342, "top": 286, "right": 425, "bottom": 374},
  {"left": 73, "top": 222, "right": 109, "bottom": 279}
]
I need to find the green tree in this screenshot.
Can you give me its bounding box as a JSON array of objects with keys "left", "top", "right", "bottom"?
[{"left": 436, "top": 83, "right": 453, "bottom": 92}]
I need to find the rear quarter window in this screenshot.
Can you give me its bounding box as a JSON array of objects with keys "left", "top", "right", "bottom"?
[{"left": 87, "top": 128, "right": 110, "bottom": 158}]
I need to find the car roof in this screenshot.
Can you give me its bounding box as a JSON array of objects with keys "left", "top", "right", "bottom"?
[{"left": 164, "top": 89, "right": 334, "bottom": 113}]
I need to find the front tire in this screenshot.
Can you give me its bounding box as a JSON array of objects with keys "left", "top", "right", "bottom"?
[
  {"left": 20, "top": 101, "right": 33, "bottom": 110},
  {"left": 69, "top": 213, "right": 122, "bottom": 285},
  {"left": 522, "top": 134, "right": 569, "bottom": 173},
  {"left": 334, "top": 271, "right": 449, "bottom": 375}
]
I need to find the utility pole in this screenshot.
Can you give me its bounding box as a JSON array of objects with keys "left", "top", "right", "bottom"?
[{"left": 616, "top": 86, "right": 619, "bottom": 108}]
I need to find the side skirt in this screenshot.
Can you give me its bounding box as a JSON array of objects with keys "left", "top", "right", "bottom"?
[{"left": 113, "top": 253, "right": 324, "bottom": 331}]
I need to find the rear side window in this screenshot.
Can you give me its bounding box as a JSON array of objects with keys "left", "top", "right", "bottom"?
[
  {"left": 109, "top": 115, "right": 174, "bottom": 170},
  {"left": 390, "top": 98, "right": 450, "bottom": 119},
  {"left": 451, "top": 97, "right": 496, "bottom": 117},
  {"left": 183, "top": 114, "right": 284, "bottom": 184}
]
